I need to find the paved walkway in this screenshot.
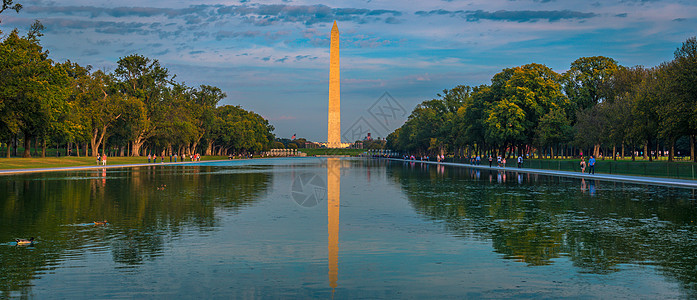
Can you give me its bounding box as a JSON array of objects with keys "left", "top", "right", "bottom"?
[{"left": 388, "top": 158, "right": 697, "bottom": 189}]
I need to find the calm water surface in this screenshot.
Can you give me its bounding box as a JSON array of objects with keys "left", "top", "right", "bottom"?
[{"left": 1, "top": 158, "right": 697, "bottom": 298}]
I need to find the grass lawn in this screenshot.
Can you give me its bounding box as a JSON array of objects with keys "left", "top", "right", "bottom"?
[{"left": 0, "top": 156, "right": 230, "bottom": 170}]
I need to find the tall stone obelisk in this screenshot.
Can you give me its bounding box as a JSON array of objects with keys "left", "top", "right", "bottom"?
[{"left": 327, "top": 21, "right": 341, "bottom": 148}]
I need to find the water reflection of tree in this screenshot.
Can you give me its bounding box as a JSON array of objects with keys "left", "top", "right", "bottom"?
[
  {"left": 0, "top": 165, "right": 271, "bottom": 297},
  {"left": 389, "top": 162, "right": 697, "bottom": 295}
]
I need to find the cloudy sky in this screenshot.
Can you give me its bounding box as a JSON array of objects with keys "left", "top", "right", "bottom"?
[{"left": 1, "top": 0, "right": 695, "bottom": 142}]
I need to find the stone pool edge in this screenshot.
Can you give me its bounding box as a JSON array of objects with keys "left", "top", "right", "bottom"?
[{"left": 385, "top": 158, "right": 697, "bottom": 189}]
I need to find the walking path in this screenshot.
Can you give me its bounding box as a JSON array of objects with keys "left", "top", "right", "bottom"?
[{"left": 388, "top": 158, "right": 697, "bottom": 189}]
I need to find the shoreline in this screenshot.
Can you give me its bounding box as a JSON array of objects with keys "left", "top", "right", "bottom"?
[
  {"left": 4, "top": 156, "right": 695, "bottom": 189},
  {"left": 386, "top": 158, "right": 697, "bottom": 189},
  {"left": 0, "top": 159, "right": 233, "bottom": 175},
  {"left": 0, "top": 156, "right": 328, "bottom": 175}
]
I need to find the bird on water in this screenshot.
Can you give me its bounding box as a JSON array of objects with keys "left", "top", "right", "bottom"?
[{"left": 16, "top": 237, "right": 34, "bottom": 245}]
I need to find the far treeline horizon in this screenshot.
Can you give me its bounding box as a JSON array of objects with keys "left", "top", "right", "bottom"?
[{"left": 387, "top": 37, "right": 697, "bottom": 163}]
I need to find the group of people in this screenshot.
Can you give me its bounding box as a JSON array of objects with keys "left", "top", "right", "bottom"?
[
  {"left": 147, "top": 153, "right": 201, "bottom": 163},
  {"left": 400, "top": 153, "right": 527, "bottom": 169},
  {"left": 96, "top": 154, "right": 107, "bottom": 165},
  {"left": 398, "top": 152, "right": 602, "bottom": 175},
  {"left": 404, "top": 155, "right": 430, "bottom": 161},
  {"left": 485, "top": 155, "right": 524, "bottom": 168},
  {"left": 466, "top": 155, "right": 482, "bottom": 165},
  {"left": 579, "top": 155, "right": 596, "bottom": 174}
]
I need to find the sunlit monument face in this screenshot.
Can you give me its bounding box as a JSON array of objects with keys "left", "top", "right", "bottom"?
[{"left": 328, "top": 21, "right": 341, "bottom": 148}]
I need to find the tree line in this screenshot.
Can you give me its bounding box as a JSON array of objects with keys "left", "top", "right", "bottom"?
[
  {"left": 0, "top": 23, "right": 275, "bottom": 158},
  {"left": 387, "top": 37, "right": 697, "bottom": 162}
]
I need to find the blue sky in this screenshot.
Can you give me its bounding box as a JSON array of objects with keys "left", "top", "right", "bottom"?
[{"left": 1, "top": 0, "right": 695, "bottom": 142}]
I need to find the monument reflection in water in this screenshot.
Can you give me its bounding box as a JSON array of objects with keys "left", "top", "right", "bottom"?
[{"left": 327, "top": 158, "right": 340, "bottom": 294}]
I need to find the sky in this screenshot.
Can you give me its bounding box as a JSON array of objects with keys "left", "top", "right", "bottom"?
[{"left": 1, "top": 0, "right": 695, "bottom": 142}]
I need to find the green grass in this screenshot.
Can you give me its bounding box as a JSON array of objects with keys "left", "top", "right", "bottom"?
[{"left": 0, "top": 156, "right": 230, "bottom": 170}]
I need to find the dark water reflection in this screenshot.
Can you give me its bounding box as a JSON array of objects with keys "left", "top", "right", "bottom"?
[
  {"left": 392, "top": 160, "right": 697, "bottom": 294},
  {"left": 1, "top": 158, "right": 696, "bottom": 298},
  {"left": 0, "top": 165, "right": 271, "bottom": 297}
]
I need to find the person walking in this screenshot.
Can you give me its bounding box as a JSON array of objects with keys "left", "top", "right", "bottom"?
[
  {"left": 102, "top": 153, "right": 107, "bottom": 165},
  {"left": 502, "top": 157, "right": 506, "bottom": 168},
  {"left": 488, "top": 155, "right": 493, "bottom": 167},
  {"left": 588, "top": 155, "right": 596, "bottom": 174},
  {"left": 96, "top": 154, "right": 101, "bottom": 165},
  {"left": 148, "top": 154, "right": 151, "bottom": 163},
  {"left": 580, "top": 158, "right": 586, "bottom": 173},
  {"left": 497, "top": 156, "right": 502, "bottom": 167},
  {"left": 517, "top": 155, "right": 523, "bottom": 168}
]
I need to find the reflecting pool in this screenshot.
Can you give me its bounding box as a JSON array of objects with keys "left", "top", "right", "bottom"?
[{"left": 1, "top": 158, "right": 697, "bottom": 298}]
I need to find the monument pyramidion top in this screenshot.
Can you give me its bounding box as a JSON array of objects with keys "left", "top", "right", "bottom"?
[{"left": 331, "top": 20, "right": 339, "bottom": 33}]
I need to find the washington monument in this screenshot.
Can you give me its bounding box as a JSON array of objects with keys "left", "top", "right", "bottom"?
[{"left": 327, "top": 21, "right": 341, "bottom": 148}]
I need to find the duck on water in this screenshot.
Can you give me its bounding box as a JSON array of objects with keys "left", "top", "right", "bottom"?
[{"left": 16, "top": 237, "right": 34, "bottom": 245}]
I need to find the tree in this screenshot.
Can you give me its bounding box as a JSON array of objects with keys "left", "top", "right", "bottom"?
[
  {"left": 670, "top": 37, "right": 697, "bottom": 162},
  {"left": 0, "top": 0, "right": 21, "bottom": 22},
  {"left": 602, "top": 66, "right": 646, "bottom": 159},
  {"left": 488, "top": 63, "right": 568, "bottom": 155},
  {"left": 564, "top": 56, "right": 619, "bottom": 111},
  {"left": 194, "top": 85, "right": 226, "bottom": 155},
  {"left": 0, "top": 24, "right": 69, "bottom": 157},
  {"left": 535, "top": 107, "right": 573, "bottom": 158},
  {"left": 113, "top": 54, "right": 171, "bottom": 156},
  {"left": 632, "top": 67, "right": 661, "bottom": 161},
  {"left": 652, "top": 62, "right": 685, "bottom": 161},
  {"left": 65, "top": 65, "right": 123, "bottom": 157},
  {"left": 210, "top": 105, "right": 274, "bottom": 155},
  {"left": 484, "top": 98, "right": 526, "bottom": 154},
  {"left": 564, "top": 56, "right": 619, "bottom": 158},
  {"left": 453, "top": 85, "right": 488, "bottom": 155}
]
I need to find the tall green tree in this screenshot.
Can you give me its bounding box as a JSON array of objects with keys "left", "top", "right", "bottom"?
[
  {"left": 488, "top": 63, "right": 568, "bottom": 155},
  {"left": 113, "top": 54, "right": 171, "bottom": 156},
  {"left": 565, "top": 56, "right": 619, "bottom": 157},
  {"left": 564, "top": 56, "right": 619, "bottom": 111},
  {"left": 669, "top": 37, "right": 697, "bottom": 162},
  {"left": 454, "top": 85, "right": 487, "bottom": 154},
  {"left": 0, "top": 23, "right": 69, "bottom": 157},
  {"left": 192, "top": 85, "right": 226, "bottom": 155},
  {"left": 484, "top": 97, "right": 526, "bottom": 153},
  {"left": 535, "top": 107, "right": 573, "bottom": 158},
  {"left": 64, "top": 64, "right": 123, "bottom": 157},
  {"left": 632, "top": 67, "right": 661, "bottom": 161}
]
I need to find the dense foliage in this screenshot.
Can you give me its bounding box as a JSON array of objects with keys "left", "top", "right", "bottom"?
[
  {"left": 387, "top": 38, "right": 697, "bottom": 162},
  {"left": 0, "top": 25, "right": 275, "bottom": 157}
]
